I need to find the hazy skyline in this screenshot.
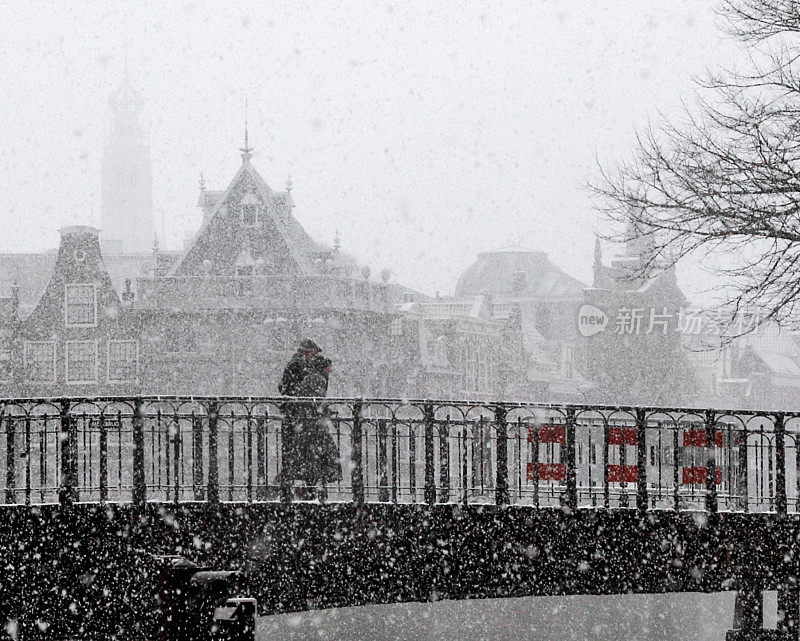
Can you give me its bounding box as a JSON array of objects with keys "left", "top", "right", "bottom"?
[{"left": 0, "top": 1, "right": 744, "bottom": 299}]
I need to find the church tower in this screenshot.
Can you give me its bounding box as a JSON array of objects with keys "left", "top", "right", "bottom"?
[{"left": 100, "top": 75, "right": 154, "bottom": 254}]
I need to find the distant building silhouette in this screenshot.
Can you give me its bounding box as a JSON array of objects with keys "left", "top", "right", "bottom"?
[{"left": 100, "top": 73, "right": 155, "bottom": 254}]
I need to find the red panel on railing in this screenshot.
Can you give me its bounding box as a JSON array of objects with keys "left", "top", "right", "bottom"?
[
  {"left": 607, "top": 464, "right": 638, "bottom": 483},
  {"left": 608, "top": 427, "right": 637, "bottom": 446},
  {"left": 527, "top": 425, "right": 566, "bottom": 444},
  {"left": 682, "top": 429, "right": 723, "bottom": 448},
  {"left": 681, "top": 466, "right": 722, "bottom": 485},
  {"left": 527, "top": 462, "right": 566, "bottom": 482}
]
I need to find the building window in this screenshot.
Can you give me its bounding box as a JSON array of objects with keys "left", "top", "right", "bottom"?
[
  {"left": 390, "top": 318, "right": 403, "bottom": 336},
  {"left": 561, "top": 344, "right": 575, "bottom": 379},
  {"left": 65, "top": 341, "right": 97, "bottom": 384},
  {"left": 0, "top": 348, "right": 11, "bottom": 383},
  {"left": 25, "top": 341, "right": 56, "bottom": 383},
  {"left": 242, "top": 204, "right": 258, "bottom": 227},
  {"left": 108, "top": 340, "right": 138, "bottom": 383},
  {"left": 65, "top": 283, "right": 97, "bottom": 327}
]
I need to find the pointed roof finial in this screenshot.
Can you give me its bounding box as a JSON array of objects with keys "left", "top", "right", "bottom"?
[
  {"left": 334, "top": 229, "right": 341, "bottom": 252},
  {"left": 240, "top": 95, "right": 253, "bottom": 161},
  {"left": 199, "top": 172, "right": 206, "bottom": 191},
  {"left": 285, "top": 173, "right": 293, "bottom": 193}
]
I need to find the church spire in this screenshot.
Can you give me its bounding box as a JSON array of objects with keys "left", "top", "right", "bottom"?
[
  {"left": 593, "top": 236, "right": 603, "bottom": 286},
  {"left": 240, "top": 95, "right": 253, "bottom": 162},
  {"left": 101, "top": 72, "right": 153, "bottom": 254}
]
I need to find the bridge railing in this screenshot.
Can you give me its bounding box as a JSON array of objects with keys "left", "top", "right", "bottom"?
[{"left": 0, "top": 396, "right": 797, "bottom": 513}]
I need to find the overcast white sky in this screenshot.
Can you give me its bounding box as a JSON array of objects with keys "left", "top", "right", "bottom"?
[{"left": 0, "top": 1, "right": 745, "bottom": 299}]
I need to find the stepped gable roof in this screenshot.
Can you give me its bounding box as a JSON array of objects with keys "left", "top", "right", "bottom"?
[
  {"left": 0, "top": 249, "right": 156, "bottom": 314},
  {"left": 23, "top": 226, "right": 121, "bottom": 336},
  {"left": 455, "top": 248, "right": 586, "bottom": 300},
  {"left": 170, "top": 155, "right": 332, "bottom": 278}
]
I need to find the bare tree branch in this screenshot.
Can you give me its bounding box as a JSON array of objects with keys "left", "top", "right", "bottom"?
[{"left": 593, "top": 0, "right": 800, "bottom": 334}]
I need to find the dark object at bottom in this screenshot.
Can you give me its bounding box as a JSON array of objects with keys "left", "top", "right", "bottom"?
[
  {"left": 211, "top": 597, "right": 257, "bottom": 641},
  {"left": 726, "top": 581, "right": 798, "bottom": 641},
  {"left": 153, "top": 554, "right": 252, "bottom": 641},
  {"left": 726, "top": 632, "right": 792, "bottom": 640}
]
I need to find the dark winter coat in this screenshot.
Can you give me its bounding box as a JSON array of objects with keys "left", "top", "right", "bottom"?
[
  {"left": 296, "top": 370, "right": 329, "bottom": 398},
  {"left": 278, "top": 352, "right": 308, "bottom": 397},
  {"left": 291, "top": 370, "right": 340, "bottom": 485}
]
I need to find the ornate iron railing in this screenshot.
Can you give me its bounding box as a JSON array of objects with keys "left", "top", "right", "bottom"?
[{"left": 0, "top": 396, "right": 798, "bottom": 513}]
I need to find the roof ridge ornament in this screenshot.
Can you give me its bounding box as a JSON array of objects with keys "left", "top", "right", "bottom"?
[{"left": 240, "top": 95, "right": 253, "bottom": 162}]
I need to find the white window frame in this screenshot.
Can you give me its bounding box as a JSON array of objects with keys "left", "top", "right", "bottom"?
[
  {"left": 24, "top": 341, "right": 56, "bottom": 383},
  {"left": 107, "top": 339, "right": 139, "bottom": 383},
  {"left": 65, "top": 340, "right": 98, "bottom": 384},
  {"left": 64, "top": 283, "right": 97, "bottom": 328}
]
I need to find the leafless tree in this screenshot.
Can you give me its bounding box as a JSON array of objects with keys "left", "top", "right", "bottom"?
[{"left": 594, "top": 0, "right": 800, "bottom": 330}]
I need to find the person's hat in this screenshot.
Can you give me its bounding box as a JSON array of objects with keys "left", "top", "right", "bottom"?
[{"left": 299, "top": 338, "right": 321, "bottom": 353}]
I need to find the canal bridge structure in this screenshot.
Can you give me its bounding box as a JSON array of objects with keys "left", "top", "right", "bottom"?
[{"left": 1, "top": 395, "right": 800, "bottom": 640}]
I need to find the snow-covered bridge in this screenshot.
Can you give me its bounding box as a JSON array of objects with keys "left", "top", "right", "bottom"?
[{"left": 2, "top": 396, "right": 800, "bottom": 639}]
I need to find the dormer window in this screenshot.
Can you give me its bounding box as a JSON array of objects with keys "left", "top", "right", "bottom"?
[
  {"left": 65, "top": 283, "right": 97, "bottom": 327},
  {"left": 240, "top": 192, "right": 260, "bottom": 227},
  {"left": 242, "top": 204, "right": 258, "bottom": 226},
  {"left": 235, "top": 245, "right": 256, "bottom": 277}
]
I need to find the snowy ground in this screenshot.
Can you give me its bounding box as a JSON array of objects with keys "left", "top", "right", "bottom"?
[{"left": 256, "top": 592, "right": 774, "bottom": 641}]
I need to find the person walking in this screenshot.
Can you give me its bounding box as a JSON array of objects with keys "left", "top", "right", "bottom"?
[
  {"left": 294, "top": 355, "right": 341, "bottom": 499},
  {"left": 278, "top": 338, "right": 321, "bottom": 397},
  {"left": 277, "top": 339, "right": 321, "bottom": 496}
]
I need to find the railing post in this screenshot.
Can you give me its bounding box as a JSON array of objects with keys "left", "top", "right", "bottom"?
[
  {"left": 192, "top": 413, "right": 205, "bottom": 501},
  {"left": 603, "top": 419, "right": 610, "bottom": 509},
  {"left": 132, "top": 398, "right": 146, "bottom": 508},
  {"left": 99, "top": 414, "right": 108, "bottom": 503},
  {"left": 173, "top": 419, "right": 181, "bottom": 504},
  {"left": 256, "top": 416, "right": 266, "bottom": 502},
  {"left": 423, "top": 403, "right": 436, "bottom": 505},
  {"left": 59, "top": 399, "right": 77, "bottom": 506},
  {"left": 378, "top": 419, "right": 389, "bottom": 503},
  {"left": 4, "top": 409, "right": 15, "bottom": 504},
  {"left": 531, "top": 419, "right": 540, "bottom": 508},
  {"left": 438, "top": 418, "right": 450, "bottom": 504},
  {"left": 351, "top": 400, "right": 364, "bottom": 505},
  {"left": 495, "top": 405, "right": 509, "bottom": 507},
  {"left": 207, "top": 400, "right": 219, "bottom": 506},
  {"left": 774, "top": 412, "right": 787, "bottom": 515},
  {"left": 565, "top": 407, "right": 577, "bottom": 511},
  {"left": 672, "top": 424, "right": 680, "bottom": 511},
  {"left": 280, "top": 403, "right": 294, "bottom": 504},
  {"left": 738, "top": 426, "right": 749, "bottom": 513},
  {"left": 704, "top": 409, "right": 717, "bottom": 514},
  {"left": 636, "top": 408, "right": 648, "bottom": 513}
]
